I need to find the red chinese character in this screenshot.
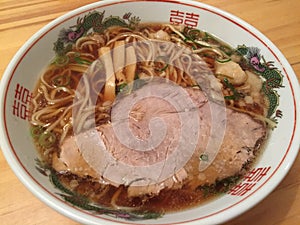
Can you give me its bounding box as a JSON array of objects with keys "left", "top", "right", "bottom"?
[
  {"left": 12, "top": 100, "right": 30, "bottom": 120},
  {"left": 243, "top": 167, "right": 271, "bottom": 183},
  {"left": 184, "top": 12, "right": 199, "bottom": 28},
  {"left": 14, "top": 83, "right": 23, "bottom": 101},
  {"left": 12, "top": 100, "right": 20, "bottom": 117},
  {"left": 170, "top": 10, "right": 185, "bottom": 25},
  {"left": 14, "top": 83, "right": 32, "bottom": 104},
  {"left": 21, "top": 88, "right": 32, "bottom": 104},
  {"left": 229, "top": 182, "right": 256, "bottom": 196},
  {"left": 13, "top": 83, "right": 32, "bottom": 120}
]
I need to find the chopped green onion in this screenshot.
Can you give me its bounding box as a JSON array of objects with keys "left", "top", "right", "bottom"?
[
  {"left": 30, "top": 126, "right": 44, "bottom": 139},
  {"left": 154, "top": 56, "right": 169, "bottom": 72},
  {"left": 224, "top": 95, "right": 236, "bottom": 100},
  {"left": 223, "top": 78, "right": 241, "bottom": 100},
  {"left": 73, "top": 52, "right": 92, "bottom": 65},
  {"left": 53, "top": 75, "right": 71, "bottom": 87},
  {"left": 216, "top": 58, "right": 231, "bottom": 63},
  {"left": 187, "top": 29, "right": 202, "bottom": 40},
  {"left": 38, "top": 131, "right": 57, "bottom": 148},
  {"left": 54, "top": 55, "right": 69, "bottom": 67},
  {"left": 74, "top": 56, "right": 92, "bottom": 65},
  {"left": 74, "top": 52, "right": 81, "bottom": 58},
  {"left": 202, "top": 32, "right": 213, "bottom": 42},
  {"left": 200, "top": 154, "right": 209, "bottom": 161},
  {"left": 157, "top": 64, "right": 168, "bottom": 72},
  {"left": 116, "top": 83, "right": 128, "bottom": 94}
]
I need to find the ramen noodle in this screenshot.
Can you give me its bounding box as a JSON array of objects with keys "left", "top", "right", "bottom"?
[{"left": 30, "top": 21, "right": 274, "bottom": 217}]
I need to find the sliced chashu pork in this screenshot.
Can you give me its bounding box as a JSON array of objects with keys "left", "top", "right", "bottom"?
[{"left": 52, "top": 82, "right": 266, "bottom": 197}]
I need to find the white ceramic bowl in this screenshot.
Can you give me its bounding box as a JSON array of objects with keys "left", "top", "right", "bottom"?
[{"left": 1, "top": 0, "right": 299, "bottom": 224}]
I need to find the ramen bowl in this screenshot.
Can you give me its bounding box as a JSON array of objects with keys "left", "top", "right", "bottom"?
[{"left": 0, "top": 0, "right": 299, "bottom": 224}]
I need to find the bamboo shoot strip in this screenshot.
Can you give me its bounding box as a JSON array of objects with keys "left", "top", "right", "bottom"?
[
  {"left": 125, "top": 46, "right": 137, "bottom": 84},
  {"left": 113, "top": 41, "right": 126, "bottom": 85},
  {"left": 98, "top": 47, "right": 116, "bottom": 102}
]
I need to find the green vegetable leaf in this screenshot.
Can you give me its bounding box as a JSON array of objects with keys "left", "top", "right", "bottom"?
[
  {"left": 35, "top": 159, "right": 163, "bottom": 220},
  {"left": 223, "top": 78, "right": 241, "bottom": 100}
]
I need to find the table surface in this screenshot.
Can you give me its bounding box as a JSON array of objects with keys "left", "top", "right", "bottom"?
[{"left": 0, "top": 0, "right": 299, "bottom": 224}]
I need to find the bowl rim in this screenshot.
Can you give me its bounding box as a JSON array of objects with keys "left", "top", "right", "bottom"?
[{"left": 0, "top": 0, "right": 299, "bottom": 224}]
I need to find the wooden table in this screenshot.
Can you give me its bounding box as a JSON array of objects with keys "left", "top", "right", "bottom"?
[{"left": 0, "top": 0, "right": 299, "bottom": 224}]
